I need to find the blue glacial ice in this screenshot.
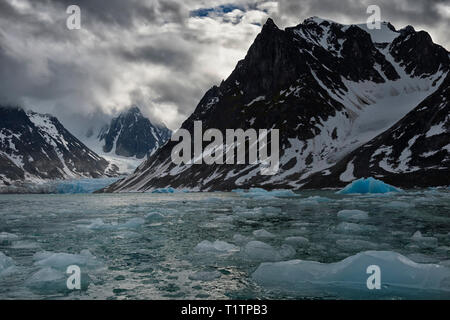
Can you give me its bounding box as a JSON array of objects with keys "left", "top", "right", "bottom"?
[
  {"left": 252, "top": 251, "right": 450, "bottom": 298},
  {"left": 338, "top": 177, "right": 401, "bottom": 194},
  {"left": 54, "top": 178, "right": 120, "bottom": 194}
]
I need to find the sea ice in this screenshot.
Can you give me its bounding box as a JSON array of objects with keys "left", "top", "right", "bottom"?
[
  {"left": 232, "top": 234, "right": 253, "bottom": 245},
  {"left": 33, "top": 249, "right": 104, "bottom": 271},
  {"left": 252, "top": 251, "right": 450, "bottom": 297},
  {"left": 194, "top": 240, "right": 239, "bottom": 254},
  {"left": 336, "top": 222, "right": 377, "bottom": 234},
  {"left": 86, "top": 218, "right": 145, "bottom": 230},
  {"left": 337, "top": 210, "right": 369, "bottom": 221},
  {"left": 0, "top": 232, "right": 19, "bottom": 244},
  {"left": 188, "top": 271, "right": 221, "bottom": 281},
  {"left": 411, "top": 231, "right": 438, "bottom": 248},
  {"left": 233, "top": 188, "right": 296, "bottom": 199},
  {"left": 338, "top": 177, "right": 401, "bottom": 194},
  {"left": 284, "top": 236, "right": 309, "bottom": 248},
  {"left": 242, "top": 241, "right": 295, "bottom": 262},
  {"left": 25, "top": 267, "right": 91, "bottom": 293},
  {"left": 0, "top": 252, "right": 16, "bottom": 277},
  {"left": 253, "top": 229, "right": 276, "bottom": 239},
  {"left": 145, "top": 212, "right": 165, "bottom": 223}
]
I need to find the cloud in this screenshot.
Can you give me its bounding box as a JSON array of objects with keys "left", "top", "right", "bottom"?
[{"left": 0, "top": 0, "right": 448, "bottom": 138}]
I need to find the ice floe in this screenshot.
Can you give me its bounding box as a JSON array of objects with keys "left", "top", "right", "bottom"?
[
  {"left": 188, "top": 270, "right": 221, "bottom": 281},
  {"left": 410, "top": 231, "right": 438, "bottom": 248},
  {"left": 0, "top": 252, "right": 16, "bottom": 277},
  {"left": 336, "top": 222, "right": 377, "bottom": 234},
  {"left": 284, "top": 236, "right": 309, "bottom": 248},
  {"left": 253, "top": 229, "right": 276, "bottom": 239},
  {"left": 252, "top": 251, "right": 450, "bottom": 297},
  {"left": 337, "top": 210, "right": 369, "bottom": 221},
  {"left": 145, "top": 212, "right": 165, "bottom": 222},
  {"left": 242, "top": 241, "right": 295, "bottom": 262},
  {"left": 86, "top": 217, "right": 145, "bottom": 230},
  {"left": 194, "top": 240, "right": 239, "bottom": 254},
  {"left": 338, "top": 177, "right": 401, "bottom": 194}
]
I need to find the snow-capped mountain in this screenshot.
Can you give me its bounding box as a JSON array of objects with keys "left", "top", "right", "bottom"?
[
  {"left": 84, "top": 106, "right": 171, "bottom": 174},
  {"left": 102, "top": 17, "right": 449, "bottom": 192},
  {"left": 0, "top": 106, "right": 119, "bottom": 186},
  {"left": 98, "top": 106, "right": 171, "bottom": 159}
]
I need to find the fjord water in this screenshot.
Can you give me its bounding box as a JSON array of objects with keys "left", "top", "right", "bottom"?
[{"left": 0, "top": 190, "right": 449, "bottom": 299}]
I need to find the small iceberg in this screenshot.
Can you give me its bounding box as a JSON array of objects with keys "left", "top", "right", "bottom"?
[
  {"left": 338, "top": 177, "right": 401, "bottom": 194},
  {"left": 232, "top": 188, "right": 297, "bottom": 198},
  {"left": 252, "top": 251, "right": 450, "bottom": 298},
  {"left": 152, "top": 187, "right": 176, "bottom": 194}
]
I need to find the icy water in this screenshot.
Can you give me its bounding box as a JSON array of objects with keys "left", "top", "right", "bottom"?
[{"left": 0, "top": 189, "right": 450, "bottom": 300}]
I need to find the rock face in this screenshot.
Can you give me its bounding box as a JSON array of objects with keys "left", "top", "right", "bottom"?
[
  {"left": 102, "top": 17, "right": 449, "bottom": 192},
  {"left": 98, "top": 106, "right": 171, "bottom": 159},
  {"left": 0, "top": 106, "right": 118, "bottom": 186}
]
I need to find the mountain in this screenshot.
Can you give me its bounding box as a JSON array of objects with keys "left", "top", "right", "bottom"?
[
  {"left": 0, "top": 106, "right": 119, "bottom": 186},
  {"left": 96, "top": 106, "right": 171, "bottom": 159},
  {"left": 102, "top": 17, "right": 449, "bottom": 192}
]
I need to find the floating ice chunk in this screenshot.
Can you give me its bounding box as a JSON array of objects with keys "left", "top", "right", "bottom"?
[
  {"left": 233, "top": 188, "right": 296, "bottom": 199},
  {"left": 151, "top": 187, "right": 176, "bottom": 193},
  {"left": 253, "top": 229, "right": 276, "bottom": 239},
  {"left": 411, "top": 231, "right": 438, "bottom": 248},
  {"left": 336, "top": 222, "right": 377, "bottom": 234},
  {"left": 33, "top": 249, "right": 103, "bottom": 271},
  {"left": 337, "top": 210, "right": 368, "bottom": 221},
  {"left": 188, "top": 271, "right": 221, "bottom": 281},
  {"left": 194, "top": 240, "right": 239, "bottom": 254},
  {"left": 382, "top": 201, "right": 414, "bottom": 209},
  {"left": 338, "top": 177, "right": 401, "bottom": 194},
  {"left": 145, "top": 212, "right": 165, "bottom": 222},
  {"left": 242, "top": 241, "right": 295, "bottom": 262},
  {"left": 214, "top": 215, "right": 234, "bottom": 223},
  {"left": 252, "top": 251, "right": 450, "bottom": 297},
  {"left": 232, "top": 234, "right": 253, "bottom": 245},
  {"left": 284, "top": 236, "right": 309, "bottom": 248},
  {"left": 0, "top": 232, "right": 19, "bottom": 244},
  {"left": 0, "top": 252, "right": 16, "bottom": 277},
  {"left": 25, "top": 267, "right": 90, "bottom": 293},
  {"left": 86, "top": 218, "right": 145, "bottom": 230}
]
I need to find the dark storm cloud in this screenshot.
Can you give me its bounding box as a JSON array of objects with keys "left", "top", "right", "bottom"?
[
  {"left": 0, "top": 0, "right": 448, "bottom": 135},
  {"left": 118, "top": 44, "right": 194, "bottom": 71},
  {"left": 275, "top": 0, "right": 449, "bottom": 46}
]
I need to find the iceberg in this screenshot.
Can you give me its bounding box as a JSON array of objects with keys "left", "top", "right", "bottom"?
[
  {"left": 152, "top": 187, "right": 176, "bottom": 193},
  {"left": 242, "top": 241, "right": 295, "bottom": 262},
  {"left": 252, "top": 251, "right": 450, "bottom": 298},
  {"left": 338, "top": 177, "right": 401, "bottom": 194},
  {"left": 0, "top": 252, "right": 16, "bottom": 277},
  {"left": 194, "top": 240, "right": 239, "bottom": 254},
  {"left": 232, "top": 188, "right": 297, "bottom": 198}
]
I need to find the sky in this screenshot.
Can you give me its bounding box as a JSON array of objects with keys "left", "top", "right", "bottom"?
[{"left": 0, "top": 0, "right": 449, "bottom": 136}]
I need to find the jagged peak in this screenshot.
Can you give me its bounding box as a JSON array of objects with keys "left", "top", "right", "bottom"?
[{"left": 262, "top": 18, "right": 279, "bottom": 31}]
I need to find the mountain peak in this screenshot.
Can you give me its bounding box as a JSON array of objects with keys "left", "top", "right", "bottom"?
[{"left": 262, "top": 17, "right": 279, "bottom": 30}]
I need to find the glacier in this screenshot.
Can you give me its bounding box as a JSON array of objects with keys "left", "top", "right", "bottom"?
[
  {"left": 54, "top": 178, "right": 121, "bottom": 194},
  {"left": 338, "top": 177, "right": 401, "bottom": 194}
]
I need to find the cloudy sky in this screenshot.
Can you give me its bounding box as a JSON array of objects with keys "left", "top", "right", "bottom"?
[{"left": 0, "top": 0, "right": 449, "bottom": 136}]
